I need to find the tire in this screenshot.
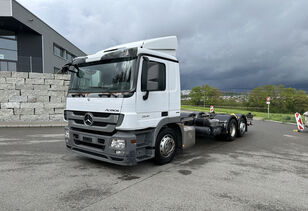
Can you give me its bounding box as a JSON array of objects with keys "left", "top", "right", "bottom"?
[
  {"left": 237, "top": 118, "right": 246, "bottom": 137},
  {"left": 154, "top": 128, "right": 178, "bottom": 165},
  {"left": 226, "top": 118, "right": 237, "bottom": 141}
]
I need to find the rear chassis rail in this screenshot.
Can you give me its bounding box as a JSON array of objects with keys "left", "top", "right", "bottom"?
[{"left": 181, "top": 112, "right": 248, "bottom": 137}]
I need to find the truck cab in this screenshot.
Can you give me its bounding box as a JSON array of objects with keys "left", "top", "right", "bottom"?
[{"left": 63, "top": 36, "right": 183, "bottom": 165}]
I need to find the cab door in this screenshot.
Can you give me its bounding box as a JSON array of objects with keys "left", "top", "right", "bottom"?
[{"left": 135, "top": 56, "right": 169, "bottom": 129}]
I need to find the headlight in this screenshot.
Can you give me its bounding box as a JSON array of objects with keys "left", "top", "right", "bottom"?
[{"left": 110, "top": 139, "right": 126, "bottom": 150}]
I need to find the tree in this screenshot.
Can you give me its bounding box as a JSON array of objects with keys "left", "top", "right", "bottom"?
[{"left": 189, "top": 84, "right": 222, "bottom": 106}]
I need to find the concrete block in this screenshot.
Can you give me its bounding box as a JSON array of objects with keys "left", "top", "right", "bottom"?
[
  {"left": 12, "top": 72, "right": 29, "bottom": 78},
  {"left": 50, "top": 96, "right": 62, "bottom": 103},
  {"left": 48, "top": 91, "right": 65, "bottom": 97},
  {"left": 14, "top": 108, "right": 34, "bottom": 115},
  {"left": 35, "top": 108, "right": 55, "bottom": 115},
  {"left": 55, "top": 74, "right": 71, "bottom": 80},
  {"left": 21, "top": 90, "right": 48, "bottom": 96},
  {"left": 0, "top": 71, "right": 12, "bottom": 77},
  {"left": 20, "top": 114, "right": 49, "bottom": 121},
  {"left": 28, "top": 95, "right": 49, "bottom": 103},
  {"left": 6, "top": 77, "right": 25, "bottom": 85},
  {"left": 0, "top": 95, "right": 8, "bottom": 103},
  {"left": 9, "top": 95, "right": 28, "bottom": 103},
  {"left": 29, "top": 72, "right": 54, "bottom": 79},
  {"left": 0, "top": 78, "right": 6, "bottom": 83},
  {"left": 0, "top": 114, "right": 20, "bottom": 121},
  {"left": 1, "top": 102, "right": 20, "bottom": 109},
  {"left": 49, "top": 85, "right": 68, "bottom": 91},
  {"left": 54, "top": 108, "right": 64, "bottom": 114},
  {"left": 0, "top": 83, "right": 15, "bottom": 90},
  {"left": 61, "top": 96, "right": 67, "bottom": 103},
  {"left": 64, "top": 81, "right": 70, "bottom": 86},
  {"left": 25, "top": 78, "right": 45, "bottom": 85},
  {"left": 20, "top": 102, "right": 44, "bottom": 109},
  {"left": 0, "top": 109, "right": 14, "bottom": 116},
  {"left": 16, "top": 84, "right": 34, "bottom": 90},
  {"left": 44, "top": 103, "right": 65, "bottom": 109},
  {"left": 0, "top": 90, "right": 20, "bottom": 103},
  {"left": 33, "top": 85, "right": 50, "bottom": 90},
  {"left": 45, "top": 79, "right": 64, "bottom": 86},
  {"left": 49, "top": 114, "right": 64, "bottom": 121}
]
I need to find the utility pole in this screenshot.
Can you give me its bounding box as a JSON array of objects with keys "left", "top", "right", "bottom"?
[
  {"left": 203, "top": 91, "right": 206, "bottom": 108},
  {"left": 266, "top": 97, "right": 271, "bottom": 119}
]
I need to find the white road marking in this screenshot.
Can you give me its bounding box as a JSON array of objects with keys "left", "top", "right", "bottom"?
[
  {"left": 27, "top": 134, "right": 64, "bottom": 138},
  {"left": 283, "top": 134, "right": 297, "bottom": 138},
  {"left": 28, "top": 139, "right": 63, "bottom": 143},
  {"left": 0, "top": 138, "right": 20, "bottom": 142},
  {"left": 0, "top": 139, "right": 63, "bottom": 145}
]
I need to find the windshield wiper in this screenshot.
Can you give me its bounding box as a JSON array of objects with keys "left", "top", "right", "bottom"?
[
  {"left": 98, "top": 93, "right": 118, "bottom": 98},
  {"left": 71, "top": 93, "right": 86, "bottom": 97}
]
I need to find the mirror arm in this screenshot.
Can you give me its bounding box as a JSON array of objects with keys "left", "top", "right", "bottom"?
[{"left": 143, "top": 91, "right": 149, "bottom": 100}]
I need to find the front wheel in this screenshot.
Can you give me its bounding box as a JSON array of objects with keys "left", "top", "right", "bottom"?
[{"left": 154, "top": 128, "right": 178, "bottom": 165}]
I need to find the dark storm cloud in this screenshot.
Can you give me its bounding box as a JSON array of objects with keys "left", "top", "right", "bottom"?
[{"left": 19, "top": 0, "right": 308, "bottom": 90}]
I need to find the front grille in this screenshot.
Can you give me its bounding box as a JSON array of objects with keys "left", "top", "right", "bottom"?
[
  {"left": 83, "top": 136, "right": 92, "bottom": 142},
  {"left": 67, "top": 110, "right": 123, "bottom": 133},
  {"left": 72, "top": 111, "right": 111, "bottom": 118},
  {"left": 71, "top": 127, "right": 115, "bottom": 136}
]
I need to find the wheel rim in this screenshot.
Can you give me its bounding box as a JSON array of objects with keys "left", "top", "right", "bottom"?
[
  {"left": 240, "top": 122, "right": 246, "bottom": 134},
  {"left": 230, "top": 123, "right": 236, "bottom": 137},
  {"left": 159, "top": 134, "right": 175, "bottom": 158}
]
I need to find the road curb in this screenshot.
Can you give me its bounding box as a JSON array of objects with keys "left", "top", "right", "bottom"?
[
  {"left": 261, "top": 119, "right": 297, "bottom": 125},
  {"left": 0, "top": 121, "right": 67, "bottom": 128}
]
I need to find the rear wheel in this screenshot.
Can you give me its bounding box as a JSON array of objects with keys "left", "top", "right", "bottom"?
[
  {"left": 154, "top": 128, "right": 178, "bottom": 165},
  {"left": 237, "top": 118, "right": 246, "bottom": 137},
  {"left": 226, "top": 119, "right": 237, "bottom": 141}
]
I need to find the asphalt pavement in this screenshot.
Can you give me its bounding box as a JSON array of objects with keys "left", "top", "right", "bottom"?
[{"left": 0, "top": 120, "right": 307, "bottom": 210}]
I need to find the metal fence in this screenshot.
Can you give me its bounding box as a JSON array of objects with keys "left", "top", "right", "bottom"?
[
  {"left": 17, "top": 56, "right": 43, "bottom": 73},
  {"left": 0, "top": 56, "right": 43, "bottom": 73}
]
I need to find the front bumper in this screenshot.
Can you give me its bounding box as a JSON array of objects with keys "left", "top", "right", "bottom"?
[{"left": 65, "top": 127, "right": 138, "bottom": 166}]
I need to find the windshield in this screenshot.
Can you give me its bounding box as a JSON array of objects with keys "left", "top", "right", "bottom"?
[{"left": 69, "top": 58, "right": 136, "bottom": 93}]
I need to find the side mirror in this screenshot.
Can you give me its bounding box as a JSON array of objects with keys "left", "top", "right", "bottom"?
[
  {"left": 69, "top": 65, "right": 78, "bottom": 73},
  {"left": 61, "top": 63, "right": 79, "bottom": 74}
]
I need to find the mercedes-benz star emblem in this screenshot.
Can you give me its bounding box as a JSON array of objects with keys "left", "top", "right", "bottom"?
[{"left": 84, "top": 113, "right": 94, "bottom": 126}]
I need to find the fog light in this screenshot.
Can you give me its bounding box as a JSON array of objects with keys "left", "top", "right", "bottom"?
[
  {"left": 115, "top": 150, "right": 125, "bottom": 155},
  {"left": 110, "top": 139, "right": 126, "bottom": 150},
  {"left": 65, "top": 129, "right": 70, "bottom": 139}
]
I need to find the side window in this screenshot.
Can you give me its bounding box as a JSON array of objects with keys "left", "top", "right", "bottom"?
[{"left": 141, "top": 60, "right": 166, "bottom": 92}]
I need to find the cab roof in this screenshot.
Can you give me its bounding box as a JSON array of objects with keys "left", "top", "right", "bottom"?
[{"left": 84, "top": 36, "right": 178, "bottom": 63}]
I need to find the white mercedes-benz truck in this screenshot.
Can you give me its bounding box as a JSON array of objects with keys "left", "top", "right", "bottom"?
[{"left": 62, "top": 36, "right": 248, "bottom": 166}]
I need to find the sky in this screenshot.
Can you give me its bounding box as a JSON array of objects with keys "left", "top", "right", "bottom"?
[{"left": 18, "top": 0, "right": 308, "bottom": 91}]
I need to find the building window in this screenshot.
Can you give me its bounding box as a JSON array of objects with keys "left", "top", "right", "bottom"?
[
  {"left": 54, "top": 43, "right": 76, "bottom": 62},
  {"left": 0, "top": 29, "right": 18, "bottom": 61},
  {"left": 66, "top": 52, "right": 75, "bottom": 62},
  {"left": 0, "top": 29, "right": 16, "bottom": 40},
  {"left": 53, "top": 44, "right": 65, "bottom": 58}
]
